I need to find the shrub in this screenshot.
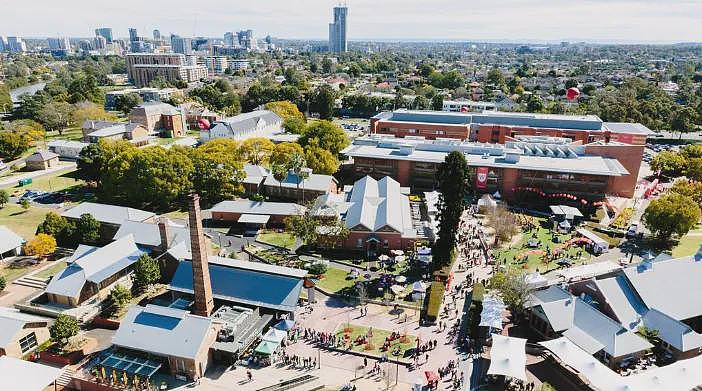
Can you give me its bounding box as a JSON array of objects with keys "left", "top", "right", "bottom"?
[
  {"left": 426, "top": 281, "right": 445, "bottom": 323},
  {"left": 307, "top": 262, "right": 328, "bottom": 276},
  {"left": 50, "top": 314, "right": 79, "bottom": 347},
  {"left": 0, "top": 276, "right": 6, "bottom": 292}
]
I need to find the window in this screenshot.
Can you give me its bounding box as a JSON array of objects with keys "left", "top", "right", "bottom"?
[
  {"left": 436, "top": 130, "right": 445, "bottom": 135},
  {"left": 356, "top": 238, "right": 363, "bottom": 248},
  {"left": 408, "top": 129, "right": 417, "bottom": 134},
  {"left": 19, "top": 332, "right": 38, "bottom": 354},
  {"left": 175, "top": 358, "right": 186, "bottom": 372}
]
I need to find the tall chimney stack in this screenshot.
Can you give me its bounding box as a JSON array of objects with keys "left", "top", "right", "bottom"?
[
  {"left": 158, "top": 217, "right": 170, "bottom": 252},
  {"left": 188, "top": 194, "right": 214, "bottom": 317}
]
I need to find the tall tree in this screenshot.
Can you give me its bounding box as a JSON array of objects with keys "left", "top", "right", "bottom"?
[
  {"left": 114, "top": 93, "right": 142, "bottom": 116},
  {"left": 298, "top": 120, "right": 349, "bottom": 155},
  {"left": 434, "top": 151, "right": 470, "bottom": 266},
  {"left": 311, "top": 84, "right": 336, "bottom": 120},
  {"left": 431, "top": 94, "right": 443, "bottom": 111},
  {"left": 643, "top": 193, "right": 701, "bottom": 239},
  {"left": 37, "top": 101, "right": 75, "bottom": 134},
  {"left": 50, "top": 314, "right": 79, "bottom": 347},
  {"left": 132, "top": 254, "right": 161, "bottom": 293}
]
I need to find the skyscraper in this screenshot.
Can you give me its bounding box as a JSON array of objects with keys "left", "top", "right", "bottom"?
[
  {"left": 95, "top": 27, "right": 113, "bottom": 43},
  {"left": 153, "top": 29, "right": 161, "bottom": 40},
  {"left": 129, "top": 28, "right": 138, "bottom": 42},
  {"left": 328, "top": 5, "right": 348, "bottom": 53},
  {"left": 237, "top": 30, "right": 256, "bottom": 50},
  {"left": 171, "top": 35, "right": 193, "bottom": 55},
  {"left": 224, "top": 32, "right": 235, "bottom": 47}
]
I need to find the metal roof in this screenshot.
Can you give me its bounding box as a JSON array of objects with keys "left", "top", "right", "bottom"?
[
  {"left": 169, "top": 260, "right": 304, "bottom": 312},
  {"left": 0, "top": 356, "right": 63, "bottom": 391},
  {"left": 593, "top": 275, "right": 647, "bottom": 330},
  {"left": 0, "top": 307, "right": 49, "bottom": 348},
  {"left": 112, "top": 305, "right": 213, "bottom": 360},
  {"left": 26, "top": 150, "right": 58, "bottom": 162},
  {"left": 343, "top": 176, "right": 414, "bottom": 235},
  {"left": 45, "top": 235, "right": 144, "bottom": 299},
  {"left": 210, "top": 200, "right": 305, "bottom": 216},
  {"left": 113, "top": 220, "right": 189, "bottom": 250},
  {"left": 208, "top": 110, "right": 281, "bottom": 136},
  {"left": 263, "top": 171, "right": 336, "bottom": 192},
  {"left": 643, "top": 309, "right": 702, "bottom": 352},
  {"left": 0, "top": 225, "right": 24, "bottom": 254},
  {"left": 62, "top": 202, "right": 156, "bottom": 226},
  {"left": 237, "top": 214, "right": 270, "bottom": 224},
  {"left": 604, "top": 122, "right": 655, "bottom": 135},
  {"left": 623, "top": 256, "right": 702, "bottom": 321}
]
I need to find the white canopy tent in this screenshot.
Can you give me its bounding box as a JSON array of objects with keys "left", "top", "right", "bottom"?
[
  {"left": 487, "top": 334, "right": 527, "bottom": 381},
  {"left": 262, "top": 328, "right": 288, "bottom": 343},
  {"left": 540, "top": 337, "right": 702, "bottom": 391}
]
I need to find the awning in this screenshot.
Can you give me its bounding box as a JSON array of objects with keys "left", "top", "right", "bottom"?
[
  {"left": 487, "top": 334, "right": 527, "bottom": 381},
  {"left": 254, "top": 340, "right": 280, "bottom": 355},
  {"left": 238, "top": 214, "right": 270, "bottom": 224},
  {"left": 262, "top": 328, "right": 288, "bottom": 343},
  {"left": 99, "top": 352, "right": 162, "bottom": 378},
  {"left": 273, "top": 319, "right": 295, "bottom": 331}
]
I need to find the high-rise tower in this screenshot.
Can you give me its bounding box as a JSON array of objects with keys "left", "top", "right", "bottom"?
[{"left": 328, "top": 5, "right": 348, "bottom": 53}]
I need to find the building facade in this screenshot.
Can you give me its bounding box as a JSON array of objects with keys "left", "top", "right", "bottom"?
[
  {"left": 126, "top": 53, "right": 207, "bottom": 87},
  {"left": 328, "top": 6, "right": 348, "bottom": 53}
]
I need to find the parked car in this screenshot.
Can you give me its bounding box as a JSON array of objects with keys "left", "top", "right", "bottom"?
[{"left": 626, "top": 222, "right": 639, "bottom": 238}]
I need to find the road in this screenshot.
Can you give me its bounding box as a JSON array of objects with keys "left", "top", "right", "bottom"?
[
  {"left": 0, "top": 162, "right": 76, "bottom": 189},
  {"left": 9, "top": 82, "right": 46, "bottom": 104}
]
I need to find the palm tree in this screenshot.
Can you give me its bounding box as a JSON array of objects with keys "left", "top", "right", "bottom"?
[
  {"left": 271, "top": 163, "right": 287, "bottom": 198},
  {"left": 288, "top": 153, "right": 307, "bottom": 202}
]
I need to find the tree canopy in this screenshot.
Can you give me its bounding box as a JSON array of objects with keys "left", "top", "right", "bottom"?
[{"left": 643, "top": 192, "right": 701, "bottom": 239}]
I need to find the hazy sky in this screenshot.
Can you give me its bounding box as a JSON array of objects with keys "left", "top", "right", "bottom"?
[{"left": 2, "top": 0, "right": 701, "bottom": 43}]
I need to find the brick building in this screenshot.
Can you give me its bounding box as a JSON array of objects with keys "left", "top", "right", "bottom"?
[{"left": 129, "top": 102, "right": 187, "bottom": 137}]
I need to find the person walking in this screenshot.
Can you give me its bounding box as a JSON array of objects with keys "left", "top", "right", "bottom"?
[{"left": 246, "top": 370, "right": 253, "bottom": 382}]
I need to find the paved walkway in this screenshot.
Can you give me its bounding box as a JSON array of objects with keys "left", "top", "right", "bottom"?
[{"left": 0, "top": 162, "right": 76, "bottom": 188}]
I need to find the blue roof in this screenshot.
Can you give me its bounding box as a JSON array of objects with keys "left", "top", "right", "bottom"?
[{"left": 169, "top": 261, "right": 303, "bottom": 312}]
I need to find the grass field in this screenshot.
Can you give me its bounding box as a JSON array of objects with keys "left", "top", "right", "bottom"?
[
  {"left": 317, "top": 267, "right": 362, "bottom": 294},
  {"left": 0, "top": 262, "right": 36, "bottom": 282},
  {"left": 334, "top": 323, "right": 417, "bottom": 358},
  {"left": 34, "top": 261, "right": 68, "bottom": 279},
  {"left": 256, "top": 231, "right": 297, "bottom": 249},
  {"left": 45, "top": 127, "right": 84, "bottom": 142},
  {"left": 673, "top": 225, "right": 702, "bottom": 257},
  {"left": 0, "top": 203, "right": 51, "bottom": 240},
  {"left": 494, "top": 218, "right": 593, "bottom": 273},
  {"left": 13, "top": 169, "right": 84, "bottom": 194}
]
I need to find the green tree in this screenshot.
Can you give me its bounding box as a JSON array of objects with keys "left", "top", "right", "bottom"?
[
  {"left": 650, "top": 151, "right": 687, "bottom": 177},
  {"left": 434, "top": 151, "right": 470, "bottom": 266},
  {"left": 37, "top": 212, "right": 74, "bottom": 246},
  {"left": 77, "top": 143, "right": 106, "bottom": 184},
  {"left": 75, "top": 213, "right": 101, "bottom": 244},
  {"left": 525, "top": 94, "right": 545, "bottom": 113},
  {"left": 686, "top": 158, "right": 702, "bottom": 181},
  {"left": 298, "top": 120, "right": 349, "bottom": 154},
  {"left": 7, "top": 119, "right": 46, "bottom": 144},
  {"left": 311, "top": 84, "right": 336, "bottom": 120},
  {"left": 305, "top": 144, "right": 340, "bottom": 175},
  {"left": 24, "top": 233, "right": 57, "bottom": 258},
  {"left": 37, "top": 101, "right": 75, "bottom": 134},
  {"left": 190, "top": 147, "right": 244, "bottom": 206},
  {"left": 285, "top": 208, "right": 348, "bottom": 248},
  {"left": 431, "top": 94, "right": 443, "bottom": 111},
  {"left": 283, "top": 117, "right": 307, "bottom": 134},
  {"left": 49, "top": 314, "right": 79, "bottom": 347},
  {"left": 0, "top": 276, "right": 5, "bottom": 292},
  {"left": 671, "top": 106, "right": 699, "bottom": 139},
  {"left": 132, "top": 254, "right": 161, "bottom": 293},
  {"left": 565, "top": 79, "right": 579, "bottom": 89},
  {"left": 20, "top": 198, "right": 30, "bottom": 210},
  {"left": 270, "top": 142, "right": 304, "bottom": 166},
  {"left": 489, "top": 270, "right": 533, "bottom": 314},
  {"left": 265, "top": 100, "right": 304, "bottom": 122},
  {"left": 0, "top": 84, "right": 12, "bottom": 113},
  {"left": 670, "top": 180, "right": 702, "bottom": 208},
  {"left": 643, "top": 193, "right": 702, "bottom": 239},
  {"left": 240, "top": 137, "right": 274, "bottom": 166},
  {"left": 271, "top": 162, "right": 289, "bottom": 196},
  {"left": 418, "top": 63, "right": 435, "bottom": 78},
  {"left": 0, "top": 190, "right": 8, "bottom": 208},
  {"left": 486, "top": 68, "right": 506, "bottom": 88},
  {"left": 114, "top": 93, "right": 142, "bottom": 116},
  {"left": 321, "top": 57, "right": 334, "bottom": 74},
  {"left": 413, "top": 95, "right": 430, "bottom": 110},
  {"left": 0, "top": 131, "right": 30, "bottom": 160},
  {"left": 105, "top": 284, "right": 132, "bottom": 316}
]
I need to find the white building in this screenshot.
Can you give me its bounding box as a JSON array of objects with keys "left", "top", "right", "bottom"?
[
  {"left": 228, "top": 59, "right": 250, "bottom": 71},
  {"left": 47, "top": 140, "right": 89, "bottom": 159},
  {"left": 203, "top": 56, "right": 228, "bottom": 74},
  {"left": 200, "top": 110, "right": 282, "bottom": 143}
]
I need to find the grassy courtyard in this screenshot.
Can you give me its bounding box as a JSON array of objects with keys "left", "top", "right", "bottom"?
[
  {"left": 672, "top": 225, "right": 702, "bottom": 257},
  {"left": 316, "top": 266, "right": 362, "bottom": 294},
  {"left": 34, "top": 260, "right": 68, "bottom": 279},
  {"left": 256, "top": 231, "right": 297, "bottom": 250},
  {"left": 334, "top": 323, "right": 417, "bottom": 359},
  {"left": 493, "top": 217, "right": 594, "bottom": 273},
  {"left": 14, "top": 169, "right": 85, "bottom": 193},
  {"left": 0, "top": 203, "right": 51, "bottom": 240}
]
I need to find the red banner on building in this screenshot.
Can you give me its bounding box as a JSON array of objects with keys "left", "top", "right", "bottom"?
[{"left": 476, "top": 167, "right": 488, "bottom": 189}]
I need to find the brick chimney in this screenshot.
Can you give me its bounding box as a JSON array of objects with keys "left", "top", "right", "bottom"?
[
  {"left": 188, "top": 193, "right": 214, "bottom": 317},
  {"left": 158, "top": 217, "right": 170, "bottom": 251}
]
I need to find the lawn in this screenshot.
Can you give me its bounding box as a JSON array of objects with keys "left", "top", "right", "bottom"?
[
  {"left": 256, "top": 231, "right": 297, "bottom": 250},
  {"left": 493, "top": 217, "right": 594, "bottom": 273},
  {"left": 0, "top": 261, "right": 37, "bottom": 282},
  {"left": 0, "top": 203, "right": 51, "bottom": 240},
  {"left": 672, "top": 225, "right": 702, "bottom": 257},
  {"left": 34, "top": 260, "right": 68, "bottom": 279},
  {"left": 14, "top": 169, "right": 85, "bottom": 193},
  {"left": 334, "top": 323, "right": 417, "bottom": 359},
  {"left": 45, "top": 127, "right": 85, "bottom": 142},
  {"left": 317, "top": 266, "right": 362, "bottom": 294}
]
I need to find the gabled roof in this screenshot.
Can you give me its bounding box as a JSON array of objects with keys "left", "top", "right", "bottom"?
[
  {"left": 643, "top": 309, "right": 702, "bottom": 352},
  {"left": 87, "top": 124, "right": 127, "bottom": 138},
  {"left": 623, "top": 256, "right": 702, "bottom": 321},
  {"left": 45, "top": 235, "right": 144, "bottom": 299},
  {"left": 169, "top": 257, "right": 305, "bottom": 312},
  {"left": 112, "top": 305, "right": 213, "bottom": 360},
  {"left": 0, "top": 225, "right": 24, "bottom": 254},
  {"left": 113, "top": 220, "right": 190, "bottom": 250},
  {"left": 242, "top": 164, "right": 270, "bottom": 185},
  {"left": 62, "top": 202, "right": 156, "bottom": 226},
  {"left": 134, "top": 101, "right": 181, "bottom": 116},
  {"left": 208, "top": 110, "right": 282, "bottom": 136},
  {"left": 593, "top": 275, "right": 647, "bottom": 330},
  {"left": 342, "top": 176, "right": 414, "bottom": 235},
  {"left": 26, "top": 150, "right": 58, "bottom": 162},
  {"left": 0, "top": 307, "right": 49, "bottom": 348}
]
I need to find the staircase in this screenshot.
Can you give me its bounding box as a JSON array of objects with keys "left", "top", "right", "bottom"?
[
  {"left": 12, "top": 275, "right": 49, "bottom": 289},
  {"left": 56, "top": 367, "right": 75, "bottom": 387}
]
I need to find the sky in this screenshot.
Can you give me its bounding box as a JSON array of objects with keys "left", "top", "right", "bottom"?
[{"left": 2, "top": 0, "right": 701, "bottom": 43}]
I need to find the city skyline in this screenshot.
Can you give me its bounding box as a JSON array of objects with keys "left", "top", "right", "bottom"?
[{"left": 1, "top": 0, "right": 700, "bottom": 43}]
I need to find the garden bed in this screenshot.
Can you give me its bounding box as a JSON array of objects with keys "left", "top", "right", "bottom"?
[{"left": 334, "top": 323, "right": 417, "bottom": 358}]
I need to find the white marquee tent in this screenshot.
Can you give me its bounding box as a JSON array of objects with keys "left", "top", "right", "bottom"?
[{"left": 487, "top": 334, "right": 527, "bottom": 381}]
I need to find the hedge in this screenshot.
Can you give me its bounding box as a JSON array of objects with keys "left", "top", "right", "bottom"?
[{"left": 425, "top": 281, "right": 445, "bottom": 323}]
